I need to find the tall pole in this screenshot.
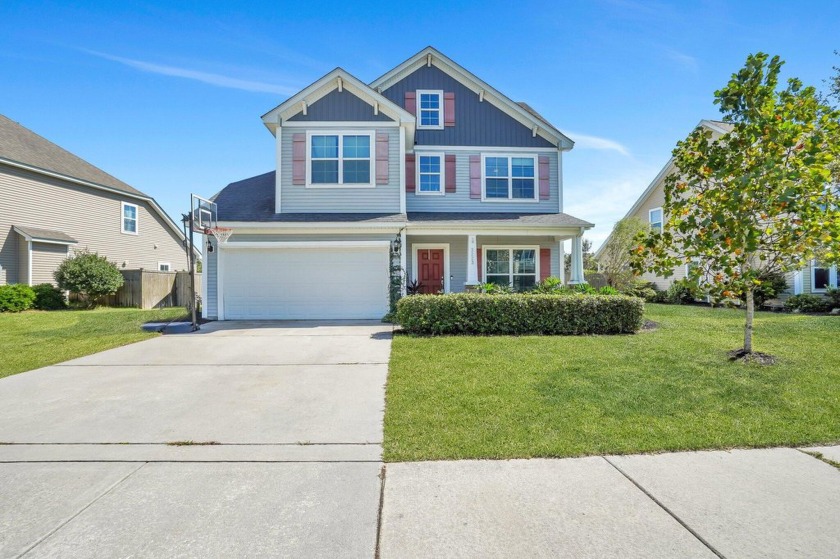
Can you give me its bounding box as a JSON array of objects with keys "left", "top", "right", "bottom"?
[{"left": 189, "top": 214, "right": 198, "bottom": 331}]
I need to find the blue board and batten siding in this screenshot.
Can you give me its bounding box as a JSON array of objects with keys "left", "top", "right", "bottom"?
[
  {"left": 407, "top": 151, "right": 559, "bottom": 213},
  {"left": 279, "top": 126, "right": 402, "bottom": 213},
  {"left": 381, "top": 65, "right": 554, "bottom": 148},
  {"left": 287, "top": 89, "right": 393, "bottom": 122}
]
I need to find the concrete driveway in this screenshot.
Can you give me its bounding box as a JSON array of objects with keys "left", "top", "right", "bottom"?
[{"left": 0, "top": 321, "right": 391, "bottom": 558}]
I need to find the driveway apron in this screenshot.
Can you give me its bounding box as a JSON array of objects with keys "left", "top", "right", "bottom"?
[{"left": 0, "top": 320, "right": 390, "bottom": 559}]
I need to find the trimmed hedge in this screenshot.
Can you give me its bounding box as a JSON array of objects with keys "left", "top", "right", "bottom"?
[{"left": 395, "top": 293, "right": 645, "bottom": 336}]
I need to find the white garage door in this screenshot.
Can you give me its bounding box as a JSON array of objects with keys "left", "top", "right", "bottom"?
[{"left": 221, "top": 245, "right": 390, "bottom": 320}]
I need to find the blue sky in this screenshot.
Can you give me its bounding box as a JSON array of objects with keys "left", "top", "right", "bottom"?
[{"left": 2, "top": 0, "right": 838, "bottom": 248}]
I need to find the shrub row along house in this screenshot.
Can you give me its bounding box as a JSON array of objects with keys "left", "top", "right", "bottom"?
[
  {"left": 597, "top": 119, "right": 839, "bottom": 299},
  {"left": 206, "top": 47, "right": 594, "bottom": 320},
  {"left": 0, "top": 114, "right": 192, "bottom": 286}
]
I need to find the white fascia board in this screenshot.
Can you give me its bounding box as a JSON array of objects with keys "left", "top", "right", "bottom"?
[
  {"left": 261, "top": 68, "right": 415, "bottom": 133},
  {"left": 407, "top": 226, "right": 587, "bottom": 237},
  {"left": 1, "top": 158, "right": 196, "bottom": 256},
  {"left": 217, "top": 221, "right": 406, "bottom": 230},
  {"left": 220, "top": 240, "right": 391, "bottom": 249},
  {"left": 369, "top": 47, "right": 573, "bottom": 149}
]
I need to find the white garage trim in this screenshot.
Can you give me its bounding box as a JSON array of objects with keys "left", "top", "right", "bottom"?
[
  {"left": 217, "top": 242, "right": 390, "bottom": 320},
  {"left": 220, "top": 240, "right": 391, "bottom": 250}
]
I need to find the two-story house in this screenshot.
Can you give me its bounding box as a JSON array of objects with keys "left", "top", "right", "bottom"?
[
  {"left": 205, "top": 47, "right": 594, "bottom": 320},
  {"left": 0, "top": 114, "right": 193, "bottom": 287},
  {"left": 597, "top": 119, "right": 837, "bottom": 298}
]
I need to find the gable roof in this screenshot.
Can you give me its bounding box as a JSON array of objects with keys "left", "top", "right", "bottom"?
[
  {"left": 0, "top": 113, "right": 197, "bottom": 256},
  {"left": 369, "top": 47, "right": 574, "bottom": 150},
  {"left": 261, "top": 68, "right": 415, "bottom": 131},
  {"left": 594, "top": 119, "right": 733, "bottom": 258},
  {"left": 13, "top": 225, "right": 77, "bottom": 244}
]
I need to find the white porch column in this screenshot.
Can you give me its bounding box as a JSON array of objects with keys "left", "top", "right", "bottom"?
[
  {"left": 466, "top": 234, "right": 478, "bottom": 285},
  {"left": 569, "top": 235, "right": 586, "bottom": 284},
  {"left": 399, "top": 229, "right": 407, "bottom": 295},
  {"left": 793, "top": 270, "right": 803, "bottom": 295},
  {"left": 556, "top": 237, "right": 565, "bottom": 284}
]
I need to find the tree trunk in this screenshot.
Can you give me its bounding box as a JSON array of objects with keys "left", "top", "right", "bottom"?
[{"left": 744, "top": 288, "right": 754, "bottom": 354}]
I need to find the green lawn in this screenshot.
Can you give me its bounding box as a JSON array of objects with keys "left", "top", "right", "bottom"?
[
  {"left": 0, "top": 307, "right": 187, "bottom": 379},
  {"left": 384, "top": 304, "right": 840, "bottom": 462}
]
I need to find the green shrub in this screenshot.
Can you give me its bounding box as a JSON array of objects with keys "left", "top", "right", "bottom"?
[
  {"left": 478, "top": 282, "right": 514, "bottom": 295},
  {"left": 395, "top": 293, "right": 645, "bottom": 336},
  {"left": 785, "top": 294, "right": 832, "bottom": 313},
  {"left": 826, "top": 287, "right": 840, "bottom": 309},
  {"left": 0, "top": 284, "right": 36, "bottom": 312},
  {"left": 54, "top": 250, "right": 124, "bottom": 308},
  {"left": 746, "top": 271, "right": 789, "bottom": 307},
  {"left": 32, "top": 283, "right": 67, "bottom": 310},
  {"left": 571, "top": 283, "right": 597, "bottom": 295},
  {"left": 619, "top": 279, "right": 657, "bottom": 300},
  {"left": 532, "top": 276, "right": 564, "bottom": 294},
  {"left": 598, "top": 286, "right": 619, "bottom": 296},
  {"left": 666, "top": 279, "right": 700, "bottom": 305}
]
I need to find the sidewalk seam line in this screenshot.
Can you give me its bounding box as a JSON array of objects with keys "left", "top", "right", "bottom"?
[
  {"left": 374, "top": 464, "right": 386, "bottom": 559},
  {"left": 16, "top": 461, "right": 148, "bottom": 559},
  {"left": 602, "top": 457, "right": 727, "bottom": 559}
]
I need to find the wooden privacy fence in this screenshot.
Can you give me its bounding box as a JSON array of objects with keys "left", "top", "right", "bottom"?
[{"left": 98, "top": 270, "right": 201, "bottom": 309}]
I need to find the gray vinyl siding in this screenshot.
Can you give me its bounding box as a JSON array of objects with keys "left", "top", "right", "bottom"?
[
  {"left": 204, "top": 232, "right": 396, "bottom": 320},
  {"left": 0, "top": 164, "right": 188, "bottom": 286},
  {"left": 407, "top": 151, "right": 559, "bottom": 213},
  {"left": 381, "top": 65, "right": 555, "bottom": 148},
  {"left": 279, "top": 127, "right": 401, "bottom": 213},
  {"left": 287, "top": 89, "right": 393, "bottom": 122},
  {"left": 406, "top": 234, "right": 560, "bottom": 293},
  {"left": 31, "top": 242, "right": 69, "bottom": 285}
]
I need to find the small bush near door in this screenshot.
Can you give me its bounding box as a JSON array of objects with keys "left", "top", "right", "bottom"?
[
  {"left": 395, "top": 293, "right": 644, "bottom": 335},
  {"left": 0, "top": 284, "right": 37, "bottom": 312},
  {"left": 32, "top": 283, "right": 67, "bottom": 310}
]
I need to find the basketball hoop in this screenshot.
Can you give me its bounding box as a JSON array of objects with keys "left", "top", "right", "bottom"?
[{"left": 205, "top": 226, "right": 233, "bottom": 244}]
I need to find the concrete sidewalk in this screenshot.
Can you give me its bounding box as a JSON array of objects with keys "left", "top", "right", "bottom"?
[{"left": 379, "top": 446, "right": 840, "bottom": 559}]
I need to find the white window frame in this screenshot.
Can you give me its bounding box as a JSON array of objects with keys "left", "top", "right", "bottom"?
[
  {"left": 158, "top": 262, "right": 172, "bottom": 272},
  {"left": 649, "top": 207, "right": 663, "bottom": 233},
  {"left": 482, "top": 245, "right": 540, "bottom": 290},
  {"left": 121, "top": 202, "right": 138, "bottom": 235},
  {"left": 305, "top": 130, "right": 375, "bottom": 188},
  {"left": 480, "top": 154, "right": 539, "bottom": 202},
  {"left": 810, "top": 260, "right": 837, "bottom": 293},
  {"left": 416, "top": 90, "right": 444, "bottom": 130},
  {"left": 415, "top": 152, "right": 445, "bottom": 196}
]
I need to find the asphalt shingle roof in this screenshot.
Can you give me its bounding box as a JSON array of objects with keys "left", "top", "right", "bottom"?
[
  {"left": 13, "top": 225, "right": 77, "bottom": 244},
  {"left": 0, "top": 114, "right": 144, "bottom": 197},
  {"left": 215, "top": 171, "right": 593, "bottom": 228}
]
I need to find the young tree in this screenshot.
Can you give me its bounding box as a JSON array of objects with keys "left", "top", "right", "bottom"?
[
  {"left": 597, "top": 217, "right": 646, "bottom": 288},
  {"left": 632, "top": 53, "right": 840, "bottom": 359},
  {"left": 55, "top": 250, "right": 124, "bottom": 308}
]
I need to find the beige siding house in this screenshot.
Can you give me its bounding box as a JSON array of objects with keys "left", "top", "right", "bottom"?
[
  {"left": 597, "top": 119, "right": 837, "bottom": 297},
  {"left": 0, "top": 114, "right": 191, "bottom": 286}
]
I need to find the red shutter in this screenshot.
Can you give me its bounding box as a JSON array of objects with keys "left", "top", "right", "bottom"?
[
  {"left": 404, "top": 91, "right": 416, "bottom": 115},
  {"left": 445, "top": 154, "right": 456, "bottom": 193},
  {"left": 538, "top": 156, "right": 550, "bottom": 200},
  {"left": 376, "top": 133, "right": 389, "bottom": 185},
  {"left": 443, "top": 92, "right": 455, "bottom": 127},
  {"left": 469, "top": 155, "right": 481, "bottom": 199},
  {"left": 292, "top": 133, "right": 306, "bottom": 185},
  {"left": 405, "top": 154, "right": 416, "bottom": 192},
  {"left": 477, "top": 248, "right": 483, "bottom": 283},
  {"left": 540, "top": 248, "right": 551, "bottom": 281}
]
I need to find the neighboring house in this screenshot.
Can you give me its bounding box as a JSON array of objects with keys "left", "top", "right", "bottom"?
[
  {"left": 206, "top": 47, "right": 594, "bottom": 320},
  {"left": 597, "top": 119, "right": 838, "bottom": 297},
  {"left": 0, "top": 114, "right": 192, "bottom": 286}
]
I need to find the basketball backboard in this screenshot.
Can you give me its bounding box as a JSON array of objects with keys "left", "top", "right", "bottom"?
[{"left": 191, "top": 194, "right": 217, "bottom": 231}]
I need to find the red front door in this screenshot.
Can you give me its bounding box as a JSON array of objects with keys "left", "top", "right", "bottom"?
[{"left": 418, "top": 249, "right": 444, "bottom": 294}]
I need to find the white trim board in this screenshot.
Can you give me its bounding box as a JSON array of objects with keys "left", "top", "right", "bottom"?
[
  {"left": 121, "top": 201, "right": 139, "bottom": 235},
  {"left": 411, "top": 243, "right": 451, "bottom": 293},
  {"left": 220, "top": 240, "right": 391, "bottom": 250}
]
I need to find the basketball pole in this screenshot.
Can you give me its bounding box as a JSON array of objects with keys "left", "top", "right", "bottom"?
[{"left": 189, "top": 207, "right": 199, "bottom": 331}]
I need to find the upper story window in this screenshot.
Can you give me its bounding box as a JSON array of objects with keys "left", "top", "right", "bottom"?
[
  {"left": 417, "top": 90, "right": 443, "bottom": 130},
  {"left": 649, "top": 208, "right": 663, "bottom": 233},
  {"left": 482, "top": 155, "right": 536, "bottom": 201},
  {"left": 121, "top": 202, "right": 138, "bottom": 234},
  {"left": 417, "top": 154, "right": 443, "bottom": 195},
  {"left": 309, "top": 132, "right": 372, "bottom": 186}
]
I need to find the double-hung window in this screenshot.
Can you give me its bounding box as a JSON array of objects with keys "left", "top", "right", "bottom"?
[
  {"left": 417, "top": 90, "right": 443, "bottom": 129},
  {"left": 482, "top": 155, "right": 536, "bottom": 200},
  {"left": 812, "top": 261, "right": 833, "bottom": 292},
  {"left": 649, "top": 207, "right": 663, "bottom": 233},
  {"left": 309, "top": 133, "right": 372, "bottom": 186},
  {"left": 121, "top": 202, "right": 138, "bottom": 234},
  {"left": 485, "top": 248, "right": 538, "bottom": 291},
  {"left": 417, "top": 154, "right": 443, "bottom": 194}
]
